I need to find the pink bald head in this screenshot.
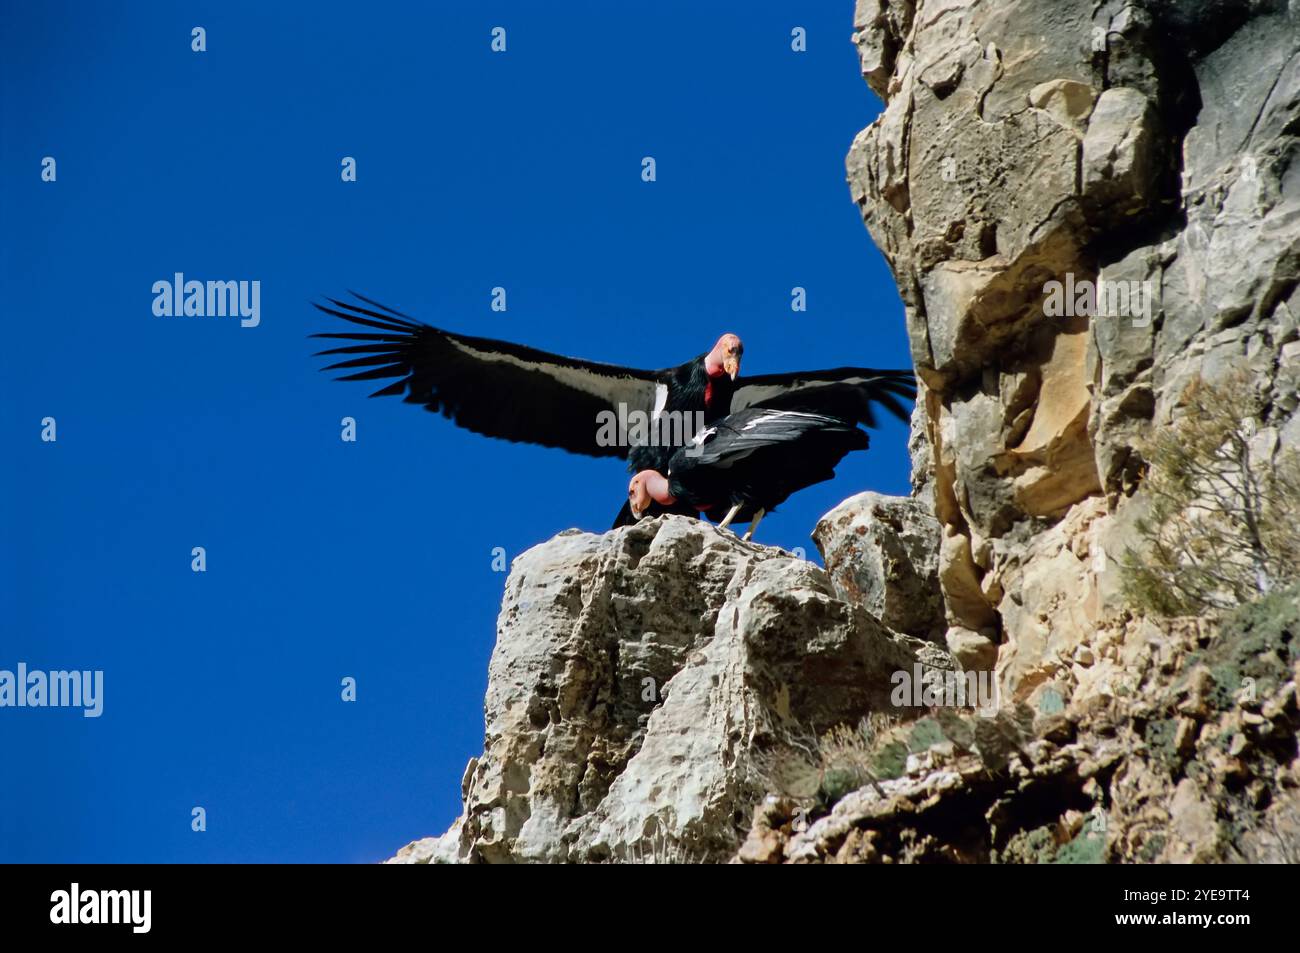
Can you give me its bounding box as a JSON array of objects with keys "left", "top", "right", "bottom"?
[
  {"left": 704, "top": 333, "right": 743, "bottom": 381},
  {"left": 628, "top": 470, "right": 676, "bottom": 518}
]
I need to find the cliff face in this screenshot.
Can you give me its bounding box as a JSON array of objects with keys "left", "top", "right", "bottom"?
[
  {"left": 847, "top": 0, "right": 1300, "bottom": 700},
  {"left": 390, "top": 0, "right": 1300, "bottom": 863}
]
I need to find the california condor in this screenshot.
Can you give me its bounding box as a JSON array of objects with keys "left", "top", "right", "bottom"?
[
  {"left": 625, "top": 407, "right": 870, "bottom": 541},
  {"left": 312, "top": 293, "right": 914, "bottom": 518}
]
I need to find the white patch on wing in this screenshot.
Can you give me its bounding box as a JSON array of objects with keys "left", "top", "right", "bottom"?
[
  {"left": 651, "top": 383, "right": 668, "bottom": 425},
  {"left": 741, "top": 410, "right": 828, "bottom": 430},
  {"left": 729, "top": 384, "right": 786, "bottom": 410},
  {"left": 731, "top": 376, "right": 873, "bottom": 411},
  {"left": 692, "top": 426, "right": 717, "bottom": 445},
  {"left": 447, "top": 336, "right": 654, "bottom": 409}
]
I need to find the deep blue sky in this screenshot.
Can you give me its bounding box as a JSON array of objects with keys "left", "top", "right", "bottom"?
[{"left": 0, "top": 1, "right": 905, "bottom": 862}]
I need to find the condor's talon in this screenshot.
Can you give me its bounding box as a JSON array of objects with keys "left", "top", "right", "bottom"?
[
  {"left": 716, "top": 503, "right": 743, "bottom": 532},
  {"left": 742, "top": 509, "right": 765, "bottom": 541}
]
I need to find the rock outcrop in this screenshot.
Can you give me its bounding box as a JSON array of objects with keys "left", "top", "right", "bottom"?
[
  {"left": 391, "top": 516, "right": 951, "bottom": 864},
  {"left": 738, "top": 587, "right": 1300, "bottom": 864},
  {"left": 814, "top": 491, "right": 945, "bottom": 642},
  {"left": 847, "top": 0, "right": 1300, "bottom": 700}
]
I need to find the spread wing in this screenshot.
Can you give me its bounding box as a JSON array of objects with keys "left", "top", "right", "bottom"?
[
  {"left": 690, "top": 409, "right": 866, "bottom": 468},
  {"left": 732, "top": 368, "right": 916, "bottom": 428},
  {"left": 312, "top": 294, "right": 662, "bottom": 459}
]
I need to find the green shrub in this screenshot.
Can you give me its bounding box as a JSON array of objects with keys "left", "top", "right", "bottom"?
[{"left": 1123, "top": 374, "right": 1300, "bottom": 615}]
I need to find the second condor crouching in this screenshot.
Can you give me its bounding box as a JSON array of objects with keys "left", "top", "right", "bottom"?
[{"left": 626, "top": 408, "right": 869, "bottom": 541}]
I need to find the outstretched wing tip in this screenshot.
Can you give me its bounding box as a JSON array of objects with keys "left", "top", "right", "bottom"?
[
  {"left": 308, "top": 295, "right": 661, "bottom": 459},
  {"left": 347, "top": 290, "right": 418, "bottom": 321}
]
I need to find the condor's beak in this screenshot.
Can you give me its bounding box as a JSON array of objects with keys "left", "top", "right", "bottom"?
[
  {"left": 630, "top": 504, "right": 647, "bottom": 521},
  {"left": 724, "top": 356, "right": 740, "bottom": 381}
]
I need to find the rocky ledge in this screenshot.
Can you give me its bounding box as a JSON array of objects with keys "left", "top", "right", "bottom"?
[{"left": 390, "top": 511, "right": 952, "bottom": 864}]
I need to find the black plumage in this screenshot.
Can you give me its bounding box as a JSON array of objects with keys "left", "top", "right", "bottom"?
[
  {"left": 312, "top": 293, "right": 916, "bottom": 524},
  {"left": 612, "top": 379, "right": 915, "bottom": 528},
  {"left": 628, "top": 408, "right": 870, "bottom": 531},
  {"left": 313, "top": 293, "right": 668, "bottom": 461}
]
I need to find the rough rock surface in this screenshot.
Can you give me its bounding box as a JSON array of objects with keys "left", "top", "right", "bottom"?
[
  {"left": 728, "top": 0, "right": 1300, "bottom": 865},
  {"left": 813, "top": 491, "right": 944, "bottom": 642},
  {"left": 847, "top": 0, "right": 1300, "bottom": 699},
  {"left": 392, "top": 516, "right": 951, "bottom": 864},
  {"left": 737, "top": 588, "right": 1300, "bottom": 864}
]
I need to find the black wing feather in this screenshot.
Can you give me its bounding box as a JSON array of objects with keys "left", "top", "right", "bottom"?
[
  {"left": 732, "top": 368, "right": 915, "bottom": 427},
  {"left": 688, "top": 409, "right": 866, "bottom": 468},
  {"left": 311, "top": 294, "right": 663, "bottom": 459}
]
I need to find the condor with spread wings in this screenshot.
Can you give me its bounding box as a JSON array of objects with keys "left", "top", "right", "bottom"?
[{"left": 311, "top": 293, "right": 915, "bottom": 495}]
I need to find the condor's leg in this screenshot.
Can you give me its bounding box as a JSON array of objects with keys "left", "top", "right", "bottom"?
[
  {"left": 716, "top": 503, "right": 743, "bottom": 532},
  {"left": 742, "top": 509, "right": 765, "bottom": 541}
]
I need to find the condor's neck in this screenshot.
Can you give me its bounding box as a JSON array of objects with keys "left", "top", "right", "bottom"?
[
  {"left": 644, "top": 470, "right": 676, "bottom": 506},
  {"left": 692, "top": 362, "right": 735, "bottom": 419}
]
